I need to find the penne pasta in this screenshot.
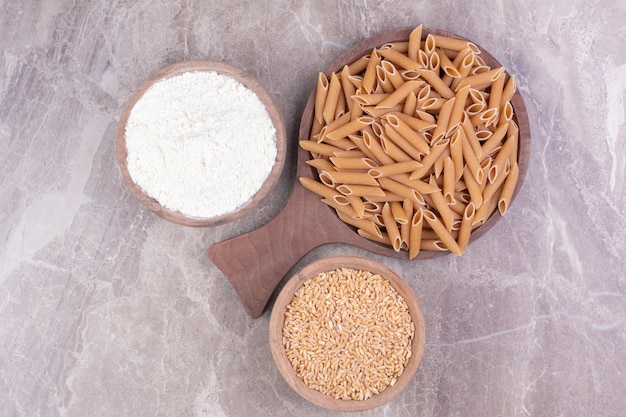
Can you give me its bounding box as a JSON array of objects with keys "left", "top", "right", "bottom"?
[
  {"left": 300, "top": 25, "right": 521, "bottom": 257},
  {"left": 382, "top": 202, "right": 402, "bottom": 251},
  {"left": 497, "top": 161, "right": 519, "bottom": 215}
]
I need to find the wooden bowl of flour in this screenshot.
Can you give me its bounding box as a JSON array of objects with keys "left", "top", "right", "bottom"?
[{"left": 116, "top": 60, "right": 287, "bottom": 227}]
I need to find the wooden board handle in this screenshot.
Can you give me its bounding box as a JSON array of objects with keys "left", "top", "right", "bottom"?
[{"left": 206, "top": 179, "right": 352, "bottom": 318}]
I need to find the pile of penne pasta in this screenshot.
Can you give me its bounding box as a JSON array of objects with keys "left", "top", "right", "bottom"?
[{"left": 299, "top": 25, "right": 520, "bottom": 258}]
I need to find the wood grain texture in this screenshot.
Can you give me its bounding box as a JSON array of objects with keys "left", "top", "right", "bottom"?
[
  {"left": 207, "top": 28, "right": 531, "bottom": 318},
  {"left": 116, "top": 60, "right": 287, "bottom": 227},
  {"left": 268, "top": 256, "right": 426, "bottom": 412}
]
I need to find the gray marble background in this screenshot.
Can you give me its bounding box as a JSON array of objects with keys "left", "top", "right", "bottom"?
[{"left": 1, "top": 1, "right": 625, "bottom": 416}]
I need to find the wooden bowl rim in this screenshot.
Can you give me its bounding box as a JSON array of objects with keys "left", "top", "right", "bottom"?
[
  {"left": 116, "top": 59, "right": 287, "bottom": 227},
  {"left": 297, "top": 27, "right": 531, "bottom": 258},
  {"left": 269, "top": 255, "right": 426, "bottom": 412}
]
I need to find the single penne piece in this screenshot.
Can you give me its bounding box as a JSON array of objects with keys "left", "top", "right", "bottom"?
[
  {"left": 329, "top": 156, "right": 379, "bottom": 170},
  {"left": 340, "top": 65, "right": 357, "bottom": 112},
  {"left": 443, "top": 156, "right": 456, "bottom": 204},
  {"left": 447, "top": 84, "right": 471, "bottom": 136},
  {"left": 403, "top": 91, "right": 418, "bottom": 116},
  {"left": 306, "top": 157, "right": 336, "bottom": 173},
  {"left": 417, "top": 84, "right": 433, "bottom": 102},
  {"left": 346, "top": 194, "right": 366, "bottom": 218},
  {"left": 415, "top": 109, "right": 437, "bottom": 124},
  {"left": 461, "top": 129, "right": 484, "bottom": 184},
  {"left": 462, "top": 164, "right": 484, "bottom": 208},
  {"left": 436, "top": 47, "right": 461, "bottom": 85},
  {"left": 310, "top": 116, "right": 324, "bottom": 140},
  {"left": 361, "top": 49, "right": 381, "bottom": 94},
  {"left": 421, "top": 209, "right": 463, "bottom": 255},
  {"left": 300, "top": 140, "right": 345, "bottom": 157},
  {"left": 320, "top": 170, "right": 380, "bottom": 186},
  {"left": 346, "top": 134, "right": 379, "bottom": 161},
  {"left": 417, "top": 68, "right": 455, "bottom": 99},
  {"left": 299, "top": 177, "right": 340, "bottom": 201},
  {"left": 488, "top": 71, "right": 506, "bottom": 115},
  {"left": 455, "top": 66, "right": 505, "bottom": 91},
  {"left": 368, "top": 160, "right": 423, "bottom": 178},
  {"left": 487, "top": 131, "right": 518, "bottom": 184},
  {"left": 409, "top": 137, "right": 450, "bottom": 180},
  {"left": 332, "top": 149, "right": 366, "bottom": 158},
  {"left": 480, "top": 122, "right": 509, "bottom": 162},
  {"left": 322, "top": 199, "right": 359, "bottom": 221},
  {"left": 376, "top": 65, "right": 395, "bottom": 93},
  {"left": 498, "top": 101, "right": 514, "bottom": 125},
  {"left": 381, "top": 60, "right": 405, "bottom": 90},
  {"left": 348, "top": 55, "right": 370, "bottom": 75},
  {"left": 363, "top": 200, "right": 382, "bottom": 213},
  {"left": 325, "top": 115, "right": 375, "bottom": 141},
  {"left": 449, "top": 128, "right": 464, "bottom": 181},
  {"left": 389, "top": 111, "right": 437, "bottom": 132},
  {"left": 363, "top": 192, "right": 406, "bottom": 203},
  {"left": 334, "top": 88, "right": 347, "bottom": 119},
  {"left": 384, "top": 113, "right": 431, "bottom": 154},
  {"left": 378, "top": 46, "right": 422, "bottom": 71},
  {"left": 461, "top": 112, "right": 483, "bottom": 159},
  {"left": 419, "top": 97, "right": 446, "bottom": 111},
  {"left": 382, "top": 41, "right": 410, "bottom": 52},
  {"left": 361, "top": 104, "right": 404, "bottom": 118},
  {"left": 351, "top": 93, "right": 391, "bottom": 106},
  {"left": 500, "top": 74, "right": 516, "bottom": 106},
  {"left": 417, "top": 49, "right": 430, "bottom": 69},
  {"left": 427, "top": 176, "right": 457, "bottom": 231},
  {"left": 362, "top": 130, "right": 396, "bottom": 165},
  {"left": 376, "top": 79, "right": 425, "bottom": 109},
  {"left": 431, "top": 34, "right": 478, "bottom": 53},
  {"left": 449, "top": 52, "right": 475, "bottom": 91},
  {"left": 441, "top": 46, "right": 472, "bottom": 86},
  {"left": 447, "top": 196, "right": 467, "bottom": 216},
  {"left": 420, "top": 239, "right": 448, "bottom": 252},
  {"left": 431, "top": 97, "right": 456, "bottom": 142},
  {"left": 381, "top": 202, "right": 402, "bottom": 252},
  {"left": 357, "top": 228, "right": 392, "bottom": 246},
  {"left": 457, "top": 201, "right": 476, "bottom": 252},
  {"left": 390, "top": 200, "right": 408, "bottom": 224},
  {"left": 322, "top": 72, "right": 342, "bottom": 124},
  {"left": 336, "top": 183, "right": 386, "bottom": 198},
  {"left": 465, "top": 101, "right": 486, "bottom": 116},
  {"left": 429, "top": 50, "right": 441, "bottom": 72},
  {"left": 400, "top": 198, "right": 414, "bottom": 248},
  {"left": 337, "top": 210, "right": 383, "bottom": 238},
  {"left": 382, "top": 123, "right": 424, "bottom": 160},
  {"left": 314, "top": 72, "right": 329, "bottom": 124},
  {"left": 470, "top": 108, "right": 498, "bottom": 127},
  {"left": 483, "top": 159, "right": 511, "bottom": 204},
  {"left": 433, "top": 144, "right": 451, "bottom": 178},
  {"left": 497, "top": 161, "right": 519, "bottom": 215},
  {"left": 389, "top": 172, "right": 441, "bottom": 195},
  {"left": 318, "top": 171, "right": 336, "bottom": 187},
  {"left": 407, "top": 24, "right": 423, "bottom": 61},
  {"left": 378, "top": 176, "right": 424, "bottom": 206},
  {"left": 508, "top": 121, "right": 519, "bottom": 164},
  {"left": 319, "top": 112, "right": 351, "bottom": 142},
  {"left": 424, "top": 33, "right": 436, "bottom": 56},
  {"left": 408, "top": 208, "right": 424, "bottom": 259},
  {"left": 380, "top": 134, "right": 414, "bottom": 162},
  {"left": 472, "top": 188, "right": 499, "bottom": 227}
]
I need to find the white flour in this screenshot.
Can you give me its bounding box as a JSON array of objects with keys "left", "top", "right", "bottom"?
[{"left": 124, "top": 70, "right": 277, "bottom": 218}]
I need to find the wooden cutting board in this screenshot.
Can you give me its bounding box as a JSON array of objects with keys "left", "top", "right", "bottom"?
[{"left": 207, "top": 28, "right": 531, "bottom": 318}]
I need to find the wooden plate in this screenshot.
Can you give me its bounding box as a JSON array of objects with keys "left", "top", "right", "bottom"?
[
  {"left": 269, "top": 256, "right": 426, "bottom": 412},
  {"left": 116, "top": 60, "right": 287, "bottom": 227},
  {"left": 207, "top": 28, "right": 531, "bottom": 318}
]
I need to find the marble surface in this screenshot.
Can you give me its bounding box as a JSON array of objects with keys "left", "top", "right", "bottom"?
[{"left": 1, "top": 1, "right": 625, "bottom": 416}]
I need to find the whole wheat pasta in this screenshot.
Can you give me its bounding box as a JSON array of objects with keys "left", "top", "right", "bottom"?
[
  {"left": 382, "top": 202, "right": 402, "bottom": 251},
  {"left": 322, "top": 72, "right": 342, "bottom": 124},
  {"left": 299, "top": 25, "right": 521, "bottom": 257},
  {"left": 498, "top": 161, "right": 519, "bottom": 215},
  {"left": 408, "top": 209, "right": 424, "bottom": 259},
  {"left": 368, "top": 161, "right": 423, "bottom": 178}
]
